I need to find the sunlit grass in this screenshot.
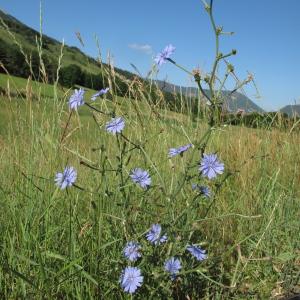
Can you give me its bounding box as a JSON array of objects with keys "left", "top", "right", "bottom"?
[{"left": 0, "top": 89, "right": 299, "bottom": 298}]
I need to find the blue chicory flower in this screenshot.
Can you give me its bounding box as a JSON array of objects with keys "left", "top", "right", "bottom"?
[
  {"left": 164, "top": 257, "right": 181, "bottom": 280},
  {"left": 186, "top": 245, "right": 207, "bottom": 261},
  {"left": 68, "top": 88, "right": 85, "bottom": 110},
  {"left": 168, "top": 143, "right": 192, "bottom": 158},
  {"left": 130, "top": 168, "right": 151, "bottom": 189},
  {"left": 123, "top": 241, "right": 141, "bottom": 262},
  {"left": 154, "top": 44, "right": 176, "bottom": 66},
  {"left": 192, "top": 184, "right": 211, "bottom": 198},
  {"left": 91, "top": 87, "right": 109, "bottom": 101},
  {"left": 105, "top": 116, "right": 125, "bottom": 134},
  {"left": 199, "top": 153, "right": 224, "bottom": 179},
  {"left": 55, "top": 166, "right": 77, "bottom": 189},
  {"left": 119, "top": 266, "right": 143, "bottom": 294},
  {"left": 146, "top": 224, "right": 167, "bottom": 245}
]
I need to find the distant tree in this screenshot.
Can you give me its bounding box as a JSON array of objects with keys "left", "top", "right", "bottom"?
[
  {"left": 59, "top": 64, "right": 83, "bottom": 87},
  {"left": 38, "top": 54, "right": 58, "bottom": 83},
  {"left": 30, "top": 51, "right": 40, "bottom": 79},
  {"left": 9, "top": 46, "right": 30, "bottom": 77},
  {"left": 0, "top": 38, "right": 10, "bottom": 73},
  {"left": 83, "top": 72, "right": 103, "bottom": 90}
]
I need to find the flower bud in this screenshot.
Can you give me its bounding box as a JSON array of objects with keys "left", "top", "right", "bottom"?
[
  {"left": 193, "top": 69, "right": 201, "bottom": 82},
  {"left": 227, "top": 64, "right": 234, "bottom": 73},
  {"left": 204, "top": 76, "right": 210, "bottom": 83},
  {"left": 216, "top": 26, "right": 223, "bottom": 35}
]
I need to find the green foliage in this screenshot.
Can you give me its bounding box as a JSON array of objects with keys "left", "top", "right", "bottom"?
[
  {"left": 222, "top": 111, "right": 300, "bottom": 131},
  {"left": 59, "top": 64, "right": 83, "bottom": 87},
  {"left": 0, "top": 37, "right": 57, "bottom": 83},
  {"left": 0, "top": 95, "right": 299, "bottom": 299}
]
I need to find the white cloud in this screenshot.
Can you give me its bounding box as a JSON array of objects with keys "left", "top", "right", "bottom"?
[{"left": 128, "top": 43, "right": 152, "bottom": 54}]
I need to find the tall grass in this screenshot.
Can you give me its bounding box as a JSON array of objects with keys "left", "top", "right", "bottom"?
[
  {"left": 0, "top": 2, "right": 299, "bottom": 299},
  {"left": 1, "top": 81, "right": 299, "bottom": 299}
]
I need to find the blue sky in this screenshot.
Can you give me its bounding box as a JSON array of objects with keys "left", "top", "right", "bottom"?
[{"left": 1, "top": 0, "right": 300, "bottom": 111}]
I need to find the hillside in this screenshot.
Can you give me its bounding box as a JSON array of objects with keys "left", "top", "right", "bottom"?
[
  {"left": 0, "top": 9, "right": 136, "bottom": 86},
  {"left": 280, "top": 104, "right": 300, "bottom": 117},
  {"left": 0, "top": 9, "right": 123, "bottom": 75},
  {"left": 0, "top": 9, "right": 97, "bottom": 74}
]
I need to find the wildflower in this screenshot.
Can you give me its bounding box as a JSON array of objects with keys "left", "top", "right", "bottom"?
[
  {"left": 123, "top": 241, "right": 141, "bottom": 262},
  {"left": 130, "top": 168, "right": 151, "bottom": 189},
  {"left": 55, "top": 166, "right": 77, "bottom": 189},
  {"left": 199, "top": 153, "right": 224, "bottom": 180},
  {"left": 191, "top": 184, "right": 211, "bottom": 198},
  {"left": 146, "top": 224, "right": 167, "bottom": 245},
  {"left": 154, "top": 44, "right": 176, "bottom": 66},
  {"left": 120, "top": 266, "right": 143, "bottom": 294},
  {"left": 164, "top": 257, "right": 181, "bottom": 280},
  {"left": 91, "top": 87, "right": 109, "bottom": 101},
  {"left": 68, "top": 88, "right": 85, "bottom": 110},
  {"left": 187, "top": 245, "right": 207, "bottom": 261},
  {"left": 168, "top": 143, "right": 192, "bottom": 158},
  {"left": 105, "top": 116, "right": 125, "bottom": 134}
]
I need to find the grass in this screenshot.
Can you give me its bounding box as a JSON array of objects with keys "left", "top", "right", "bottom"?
[
  {"left": 0, "top": 73, "right": 62, "bottom": 97},
  {"left": 0, "top": 74, "right": 299, "bottom": 298}
]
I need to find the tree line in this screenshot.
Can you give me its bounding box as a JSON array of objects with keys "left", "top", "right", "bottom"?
[
  {"left": 2, "top": 37, "right": 295, "bottom": 130},
  {"left": 0, "top": 37, "right": 194, "bottom": 111}
]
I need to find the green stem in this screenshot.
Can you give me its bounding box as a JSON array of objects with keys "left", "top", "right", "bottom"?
[
  {"left": 217, "top": 72, "right": 229, "bottom": 97},
  {"left": 195, "top": 77, "right": 212, "bottom": 104},
  {"left": 69, "top": 196, "right": 72, "bottom": 259},
  {"left": 167, "top": 58, "right": 194, "bottom": 76},
  {"left": 60, "top": 110, "right": 72, "bottom": 144},
  {"left": 208, "top": 4, "right": 219, "bottom": 92},
  {"left": 85, "top": 102, "right": 108, "bottom": 115}
]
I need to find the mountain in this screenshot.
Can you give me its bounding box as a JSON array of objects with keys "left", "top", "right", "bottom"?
[
  {"left": 0, "top": 9, "right": 264, "bottom": 113},
  {"left": 155, "top": 80, "right": 264, "bottom": 113},
  {"left": 280, "top": 105, "right": 300, "bottom": 117}
]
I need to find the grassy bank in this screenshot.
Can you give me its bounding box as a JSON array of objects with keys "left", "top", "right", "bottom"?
[{"left": 0, "top": 84, "right": 299, "bottom": 298}]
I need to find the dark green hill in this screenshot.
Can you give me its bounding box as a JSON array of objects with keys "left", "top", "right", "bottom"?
[
  {"left": 0, "top": 9, "right": 129, "bottom": 76},
  {"left": 0, "top": 9, "right": 137, "bottom": 91}
]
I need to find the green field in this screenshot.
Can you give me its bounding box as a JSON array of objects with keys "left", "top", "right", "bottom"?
[{"left": 0, "top": 73, "right": 299, "bottom": 299}]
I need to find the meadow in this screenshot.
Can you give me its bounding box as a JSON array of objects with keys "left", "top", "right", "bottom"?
[
  {"left": 0, "top": 71, "right": 299, "bottom": 299},
  {"left": 0, "top": 2, "right": 300, "bottom": 298}
]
